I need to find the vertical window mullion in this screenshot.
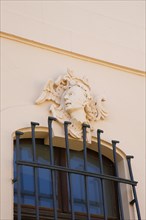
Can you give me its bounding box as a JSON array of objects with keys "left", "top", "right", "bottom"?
[{"left": 59, "top": 149, "right": 70, "bottom": 212}]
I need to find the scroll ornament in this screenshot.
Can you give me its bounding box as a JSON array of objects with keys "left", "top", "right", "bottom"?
[{"left": 35, "top": 69, "right": 108, "bottom": 142}]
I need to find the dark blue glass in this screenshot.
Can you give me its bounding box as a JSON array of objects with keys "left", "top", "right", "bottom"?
[
  {"left": 14, "top": 139, "right": 57, "bottom": 208},
  {"left": 70, "top": 150, "right": 118, "bottom": 217}
]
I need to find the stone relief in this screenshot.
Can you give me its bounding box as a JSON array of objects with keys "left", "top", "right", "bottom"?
[{"left": 35, "top": 69, "right": 108, "bottom": 142}]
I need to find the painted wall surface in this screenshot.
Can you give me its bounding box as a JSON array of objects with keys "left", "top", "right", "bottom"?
[
  {"left": 0, "top": 1, "right": 145, "bottom": 220},
  {"left": 0, "top": 38, "right": 145, "bottom": 220},
  {"left": 1, "top": 1, "right": 145, "bottom": 71}
]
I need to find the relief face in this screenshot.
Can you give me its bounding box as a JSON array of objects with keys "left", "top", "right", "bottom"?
[
  {"left": 35, "top": 69, "right": 108, "bottom": 142},
  {"left": 63, "top": 86, "right": 87, "bottom": 112}
]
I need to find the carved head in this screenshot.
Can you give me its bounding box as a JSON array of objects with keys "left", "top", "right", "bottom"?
[{"left": 35, "top": 69, "right": 108, "bottom": 140}]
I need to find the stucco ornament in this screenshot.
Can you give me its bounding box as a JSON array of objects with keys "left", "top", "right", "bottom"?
[{"left": 35, "top": 69, "right": 107, "bottom": 142}]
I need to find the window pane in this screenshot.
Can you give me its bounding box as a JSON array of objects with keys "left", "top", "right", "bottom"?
[
  {"left": 70, "top": 149, "right": 118, "bottom": 217},
  {"left": 70, "top": 150, "right": 103, "bottom": 215},
  {"left": 14, "top": 139, "right": 58, "bottom": 209},
  {"left": 71, "top": 174, "right": 86, "bottom": 213},
  {"left": 87, "top": 151, "right": 103, "bottom": 214},
  {"left": 88, "top": 177, "right": 103, "bottom": 214},
  {"left": 38, "top": 168, "right": 58, "bottom": 208}
]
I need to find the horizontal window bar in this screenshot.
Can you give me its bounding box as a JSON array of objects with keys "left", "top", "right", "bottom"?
[{"left": 16, "top": 160, "right": 137, "bottom": 186}]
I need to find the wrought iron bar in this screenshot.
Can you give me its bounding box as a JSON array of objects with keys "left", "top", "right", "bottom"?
[
  {"left": 16, "top": 160, "right": 137, "bottom": 185},
  {"left": 64, "top": 121, "right": 75, "bottom": 220},
  {"left": 48, "top": 116, "right": 57, "bottom": 220},
  {"left": 112, "top": 140, "right": 124, "bottom": 220},
  {"left": 126, "top": 155, "right": 141, "bottom": 220},
  {"left": 97, "top": 129, "right": 107, "bottom": 220},
  {"left": 31, "top": 122, "right": 40, "bottom": 220},
  {"left": 15, "top": 131, "right": 24, "bottom": 220},
  {"left": 83, "top": 123, "right": 90, "bottom": 220}
]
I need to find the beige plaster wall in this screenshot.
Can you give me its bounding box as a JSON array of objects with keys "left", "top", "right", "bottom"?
[
  {"left": 1, "top": 1, "right": 145, "bottom": 71},
  {"left": 1, "top": 1, "right": 145, "bottom": 219},
  {"left": 0, "top": 38, "right": 145, "bottom": 219}
]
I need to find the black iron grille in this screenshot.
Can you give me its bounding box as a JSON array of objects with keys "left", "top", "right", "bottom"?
[{"left": 14, "top": 117, "right": 141, "bottom": 220}]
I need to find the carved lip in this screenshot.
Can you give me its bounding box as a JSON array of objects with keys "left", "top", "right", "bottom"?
[
  {"left": 65, "top": 101, "right": 72, "bottom": 105},
  {"left": 65, "top": 103, "right": 72, "bottom": 106}
]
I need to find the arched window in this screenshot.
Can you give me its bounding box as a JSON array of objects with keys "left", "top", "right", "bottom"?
[{"left": 14, "top": 138, "right": 119, "bottom": 219}]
